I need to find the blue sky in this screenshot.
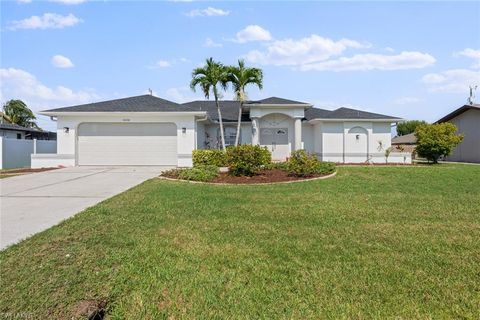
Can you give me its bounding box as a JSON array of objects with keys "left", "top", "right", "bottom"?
[{"left": 1, "top": 0, "right": 479, "bottom": 131}]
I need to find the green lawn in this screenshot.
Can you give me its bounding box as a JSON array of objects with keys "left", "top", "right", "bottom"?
[{"left": 1, "top": 165, "right": 479, "bottom": 319}]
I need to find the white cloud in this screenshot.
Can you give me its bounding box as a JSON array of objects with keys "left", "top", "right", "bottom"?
[
  {"left": 148, "top": 58, "right": 191, "bottom": 69},
  {"left": 233, "top": 25, "right": 272, "bottom": 43},
  {"left": 149, "top": 60, "right": 171, "bottom": 69},
  {"left": 0, "top": 68, "right": 98, "bottom": 104},
  {"left": 165, "top": 87, "right": 202, "bottom": 103},
  {"left": 17, "top": 0, "right": 32, "bottom": 3},
  {"left": 385, "top": 47, "right": 395, "bottom": 52},
  {"left": 184, "top": 7, "right": 230, "bottom": 17},
  {"left": 0, "top": 67, "right": 101, "bottom": 129},
  {"left": 456, "top": 48, "right": 480, "bottom": 69},
  {"left": 203, "top": 38, "right": 222, "bottom": 48},
  {"left": 300, "top": 51, "right": 436, "bottom": 71},
  {"left": 245, "top": 34, "right": 369, "bottom": 66},
  {"left": 50, "top": 0, "right": 87, "bottom": 4},
  {"left": 166, "top": 86, "right": 234, "bottom": 102},
  {"left": 394, "top": 96, "right": 422, "bottom": 105},
  {"left": 8, "top": 13, "right": 82, "bottom": 30},
  {"left": 51, "top": 55, "right": 74, "bottom": 68},
  {"left": 421, "top": 69, "right": 480, "bottom": 93}
]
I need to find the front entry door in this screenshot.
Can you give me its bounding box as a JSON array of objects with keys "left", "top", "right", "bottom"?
[{"left": 260, "top": 128, "right": 289, "bottom": 161}]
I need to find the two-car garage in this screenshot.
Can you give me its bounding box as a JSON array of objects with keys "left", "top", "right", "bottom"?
[{"left": 77, "top": 122, "right": 178, "bottom": 166}]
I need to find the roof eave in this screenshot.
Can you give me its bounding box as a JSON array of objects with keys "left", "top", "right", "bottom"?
[
  {"left": 38, "top": 111, "right": 208, "bottom": 117},
  {"left": 244, "top": 103, "right": 313, "bottom": 108},
  {"left": 308, "top": 118, "right": 404, "bottom": 123},
  {"left": 435, "top": 105, "right": 479, "bottom": 123}
]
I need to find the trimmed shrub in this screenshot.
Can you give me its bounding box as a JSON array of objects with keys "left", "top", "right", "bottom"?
[
  {"left": 287, "top": 150, "right": 335, "bottom": 177},
  {"left": 192, "top": 149, "right": 228, "bottom": 167},
  {"left": 226, "top": 144, "right": 271, "bottom": 176},
  {"left": 415, "top": 123, "right": 464, "bottom": 163},
  {"left": 162, "top": 165, "right": 219, "bottom": 182},
  {"left": 264, "top": 162, "right": 289, "bottom": 171}
]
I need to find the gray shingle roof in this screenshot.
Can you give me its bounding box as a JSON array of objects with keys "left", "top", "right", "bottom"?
[
  {"left": 436, "top": 104, "right": 480, "bottom": 123},
  {"left": 392, "top": 133, "right": 417, "bottom": 144},
  {"left": 0, "top": 123, "right": 43, "bottom": 132},
  {"left": 42, "top": 95, "right": 191, "bottom": 113},
  {"left": 41, "top": 94, "right": 401, "bottom": 121},
  {"left": 181, "top": 100, "right": 248, "bottom": 122},
  {"left": 245, "top": 96, "right": 310, "bottom": 105},
  {"left": 305, "top": 107, "right": 401, "bottom": 120}
]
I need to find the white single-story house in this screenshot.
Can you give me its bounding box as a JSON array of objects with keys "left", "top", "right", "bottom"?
[{"left": 33, "top": 95, "right": 411, "bottom": 168}]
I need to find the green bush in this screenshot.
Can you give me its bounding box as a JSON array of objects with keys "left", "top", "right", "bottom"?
[
  {"left": 192, "top": 149, "right": 228, "bottom": 167},
  {"left": 415, "top": 123, "right": 464, "bottom": 163},
  {"left": 162, "top": 165, "right": 219, "bottom": 182},
  {"left": 287, "top": 150, "right": 335, "bottom": 177},
  {"left": 226, "top": 144, "right": 271, "bottom": 176},
  {"left": 264, "top": 162, "right": 289, "bottom": 170}
]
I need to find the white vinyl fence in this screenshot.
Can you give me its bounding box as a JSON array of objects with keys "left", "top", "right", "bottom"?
[{"left": 0, "top": 137, "right": 57, "bottom": 169}]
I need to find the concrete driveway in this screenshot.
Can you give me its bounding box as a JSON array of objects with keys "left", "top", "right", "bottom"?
[{"left": 0, "top": 166, "right": 168, "bottom": 250}]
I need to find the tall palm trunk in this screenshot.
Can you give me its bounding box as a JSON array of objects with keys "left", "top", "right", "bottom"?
[
  {"left": 214, "top": 87, "right": 226, "bottom": 151},
  {"left": 234, "top": 101, "right": 243, "bottom": 146}
]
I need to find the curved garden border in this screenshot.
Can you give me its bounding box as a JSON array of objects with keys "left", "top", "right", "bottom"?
[{"left": 158, "top": 171, "right": 337, "bottom": 185}]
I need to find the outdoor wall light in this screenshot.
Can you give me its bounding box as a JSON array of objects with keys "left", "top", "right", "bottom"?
[
  {"left": 63, "top": 127, "right": 69, "bottom": 133},
  {"left": 356, "top": 134, "right": 360, "bottom": 140},
  {"left": 182, "top": 127, "right": 186, "bottom": 135}
]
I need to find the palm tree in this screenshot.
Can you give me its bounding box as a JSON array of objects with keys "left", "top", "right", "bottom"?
[
  {"left": 2, "top": 99, "right": 39, "bottom": 129},
  {"left": 190, "top": 58, "right": 229, "bottom": 151},
  {"left": 227, "top": 60, "right": 263, "bottom": 146}
]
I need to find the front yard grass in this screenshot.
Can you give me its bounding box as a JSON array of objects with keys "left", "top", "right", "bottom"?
[{"left": 1, "top": 164, "right": 479, "bottom": 319}]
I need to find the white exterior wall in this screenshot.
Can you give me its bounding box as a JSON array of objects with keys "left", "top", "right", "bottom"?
[
  {"left": 55, "top": 114, "right": 197, "bottom": 167},
  {"left": 371, "top": 122, "right": 392, "bottom": 161},
  {"left": 31, "top": 154, "right": 75, "bottom": 169},
  {"left": 321, "top": 122, "right": 344, "bottom": 162},
  {"left": 196, "top": 121, "right": 205, "bottom": 149},
  {"left": 313, "top": 123, "right": 323, "bottom": 155},
  {"left": 313, "top": 120, "right": 408, "bottom": 164},
  {"left": 302, "top": 123, "right": 314, "bottom": 153}
]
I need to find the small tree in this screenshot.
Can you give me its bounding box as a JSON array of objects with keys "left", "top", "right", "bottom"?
[
  {"left": 227, "top": 60, "right": 263, "bottom": 146},
  {"left": 385, "top": 147, "right": 392, "bottom": 163},
  {"left": 397, "top": 120, "right": 427, "bottom": 136},
  {"left": 190, "top": 58, "right": 229, "bottom": 151},
  {"left": 415, "top": 123, "right": 464, "bottom": 163}
]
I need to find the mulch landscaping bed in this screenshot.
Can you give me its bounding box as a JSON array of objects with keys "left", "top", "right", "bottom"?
[
  {"left": 0, "top": 167, "right": 59, "bottom": 176},
  {"left": 211, "top": 169, "right": 330, "bottom": 184},
  {"left": 337, "top": 163, "right": 414, "bottom": 166}
]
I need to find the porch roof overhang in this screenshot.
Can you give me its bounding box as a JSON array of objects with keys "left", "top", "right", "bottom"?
[
  {"left": 307, "top": 118, "right": 404, "bottom": 124},
  {"left": 244, "top": 103, "right": 313, "bottom": 109}
]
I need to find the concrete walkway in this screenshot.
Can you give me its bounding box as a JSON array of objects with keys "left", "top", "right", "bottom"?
[{"left": 0, "top": 166, "right": 168, "bottom": 250}]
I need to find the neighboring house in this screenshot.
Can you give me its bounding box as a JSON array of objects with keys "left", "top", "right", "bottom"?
[
  {"left": 391, "top": 133, "right": 417, "bottom": 155},
  {"left": 436, "top": 104, "right": 480, "bottom": 163},
  {"left": 34, "top": 95, "right": 410, "bottom": 168},
  {"left": 0, "top": 123, "right": 57, "bottom": 140},
  {"left": 0, "top": 112, "right": 56, "bottom": 140}
]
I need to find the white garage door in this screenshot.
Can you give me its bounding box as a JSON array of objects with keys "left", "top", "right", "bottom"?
[{"left": 78, "top": 123, "right": 177, "bottom": 165}]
